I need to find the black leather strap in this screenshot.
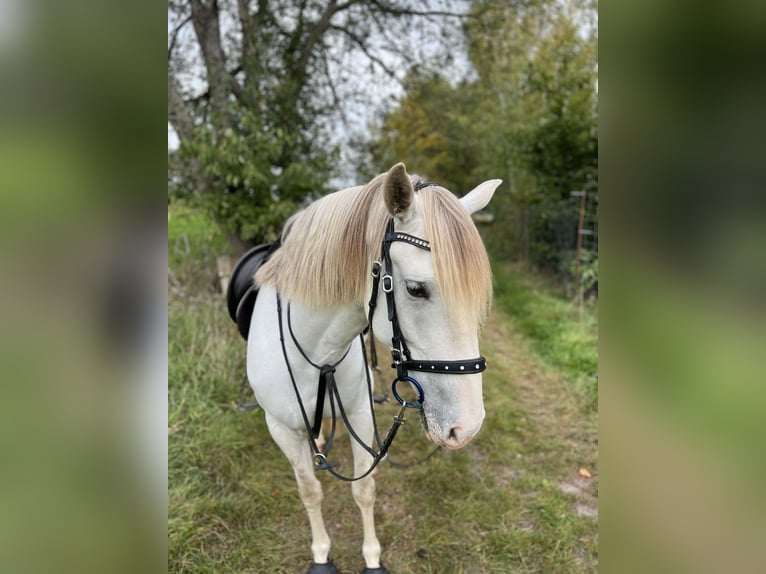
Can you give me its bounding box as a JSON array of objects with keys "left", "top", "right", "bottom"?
[
  {"left": 402, "top": 356, "right": 487, "bottom": 374},
  {"left": 376, "top": 217, "right": 485, "bottom": 380},
  {"left": 313, "top": 365, "right": 334, "bottom": 438}
]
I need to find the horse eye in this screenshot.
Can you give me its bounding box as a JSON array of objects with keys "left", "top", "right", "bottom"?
[{"left": 405, "top": 281, "right": 429, "bottom": 299}]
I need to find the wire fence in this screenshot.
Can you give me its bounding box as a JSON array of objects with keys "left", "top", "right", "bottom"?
[{"left": 570, "top": 189, "right": 599, "bottom": 302}]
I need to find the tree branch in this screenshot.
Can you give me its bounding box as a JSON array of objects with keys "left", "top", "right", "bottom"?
[
  {"left": 368, "top": 0, "right": 470, "bottom": 19},
  {"left": 294, "top": 0, "right": 363, "bottom": 78},
  {"left": 329, "top": 24, "right": 401, "bottom": 83},
  {"left": 237, "top": 0, "right": 254, "bottom": 65},
  {"left": 253, "top": 0, "right": 268, "bottom": 29},
  {"left": 319, "top": 46, "right": 350, "bottom": 129},
  {"left": 168, "top": 14, "right": 192, "bottom": 61},
  {"left": 189, "top": 0, "right": 233, "bottom": 121},
  {"left": 168, "top": 70, "right": 195, "bottom": 142}
]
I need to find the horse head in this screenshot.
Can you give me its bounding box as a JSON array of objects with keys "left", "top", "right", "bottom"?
[{"left": 371, "top": 163, "right": 502, "bottom": 450}]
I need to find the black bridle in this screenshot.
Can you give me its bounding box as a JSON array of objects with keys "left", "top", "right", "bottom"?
[
  {"left": 275, "top": 196, "right": 487, "bottom": 481},
  {"left": 367, "top": 217, "right": 487, "bottom": 407}
]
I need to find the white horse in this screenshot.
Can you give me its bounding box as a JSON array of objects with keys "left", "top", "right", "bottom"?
[{"left": 246, "top": 163, "right": 501, "bottom": 573}]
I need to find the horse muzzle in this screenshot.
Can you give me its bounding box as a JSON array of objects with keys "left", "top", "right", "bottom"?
[{"left": 424, "top": 409, "right": 485, "bottom": 450}]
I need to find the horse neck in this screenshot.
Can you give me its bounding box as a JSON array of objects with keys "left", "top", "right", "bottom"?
[{"left": 286, "top": 300, "right": 367, "bottom": 366}]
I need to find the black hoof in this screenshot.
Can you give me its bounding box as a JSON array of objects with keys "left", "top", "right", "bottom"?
[
  {"left": 306, "top": 558, "right": 339, "bottom": 574},
  {"left": 362, "top": 564, "right": 389, "bottom": 574}
]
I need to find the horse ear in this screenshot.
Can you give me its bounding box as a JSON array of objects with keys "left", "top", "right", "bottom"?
[
  {"left": 383, "top": 163, "right": 415, "bottom": 221},
  {"left": 460, "top": 179, "right": 502, "bottom": 214}
]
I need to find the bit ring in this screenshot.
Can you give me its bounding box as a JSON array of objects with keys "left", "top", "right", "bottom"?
[{"left": 391, "top": 376, "right": 424, "bottom": 409}]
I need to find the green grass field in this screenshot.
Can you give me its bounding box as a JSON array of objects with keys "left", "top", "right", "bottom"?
[{"left": 168, "top": 205, "right": 598, "bottom": 573}]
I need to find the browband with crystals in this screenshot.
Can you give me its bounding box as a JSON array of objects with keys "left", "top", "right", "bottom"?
[
  {"left": 381, "top": 181, "right": 436, "bottom": 250},
  {"left": 384, "top": 231, "right": 431, "bottom": 251}
]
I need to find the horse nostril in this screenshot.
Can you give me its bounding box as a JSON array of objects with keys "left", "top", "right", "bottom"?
[{"left": 435, "top": 425, "right": 475, "bottom": 450}]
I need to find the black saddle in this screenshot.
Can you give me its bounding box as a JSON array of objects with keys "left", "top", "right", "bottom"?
[{"left": 226, "top": 240, "right": 280, "bottom": 339}]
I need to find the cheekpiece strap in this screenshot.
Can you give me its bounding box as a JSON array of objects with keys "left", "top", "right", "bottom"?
[
  {"left": 384, "top": 232, "right": 431, "bottom": 251},
  {"left": 402, "top": 356, "right": 487, "bottom": 374}
]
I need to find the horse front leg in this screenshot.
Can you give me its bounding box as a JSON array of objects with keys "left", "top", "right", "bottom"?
[
  {"left": 265, "top": 413, "right": 337, "bottom": 574},
  {"left": 347, "top": 411, "right": 388, "bottom": 574}
]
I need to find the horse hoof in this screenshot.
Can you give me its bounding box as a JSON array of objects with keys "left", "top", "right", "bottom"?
[
  {"left": 306, "top": 558, "right": 339, "bottom": 574},
  {"left": 361, "top": 564, "right": 389, "bottom": 574}
]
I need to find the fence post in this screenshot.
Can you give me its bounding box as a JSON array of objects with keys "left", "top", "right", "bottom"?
[{"left": 571, "top": 190, "right": 588, "bottom": 311}]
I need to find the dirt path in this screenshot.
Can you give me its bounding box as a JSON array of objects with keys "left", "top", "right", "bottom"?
[{"left": 482, "top": 307, "right": 599, "bottom": 519}]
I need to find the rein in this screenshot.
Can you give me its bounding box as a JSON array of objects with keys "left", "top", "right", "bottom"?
[
  {"left": 274, "top": 199, "right": 487, "bottom": 481},
  {"left": 276, "top": 295, "right": 405, "bottom": 482},
  {"left": 286, "top": 304, "right": 352, "bottom": 439}
]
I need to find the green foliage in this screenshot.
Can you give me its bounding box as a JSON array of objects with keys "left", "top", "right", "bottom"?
[
  {"left": 168, "top": 203, "right": 229, "bottom": 295},
  {"left": 170, "top": 105, "right": 334, "bottom": 250},
  {"left": 365, "top": 0, "right": 598, "bottom": 283},
  {"left": 364, "top": 71, "right": 486, "bottom": 193},
  {"left": 573, "top": 248, "right": 599, "bottom": 295}
]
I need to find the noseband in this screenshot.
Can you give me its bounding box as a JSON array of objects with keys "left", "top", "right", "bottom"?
[{"left": 367, "top": 215, "right": 487, "bottom": 409}]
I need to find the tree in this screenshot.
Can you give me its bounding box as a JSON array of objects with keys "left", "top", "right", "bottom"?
[
  {"left": 365, "top": 0, "right": 598, "bottom": 280},
  {"left": 364, "top": 70, "right": 485, "bottom": 193},
  {"left": 464, "top": 0, "right": 597, "bottom": 268},
  {"left": 168, "top": 0, "right": 469, "bottom": 253}
]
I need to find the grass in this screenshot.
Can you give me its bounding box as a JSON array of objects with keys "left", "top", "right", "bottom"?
[
  {"left": 491, "top": 262, "right": 598, "bottom": 410},
  {"left": 168, "top": 205, "right": 598, "bottom": 573}
]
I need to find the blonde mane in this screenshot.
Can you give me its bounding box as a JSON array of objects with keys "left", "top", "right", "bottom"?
[{"left": 255, "top": 174, "right": 492, "bottom": 325}]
